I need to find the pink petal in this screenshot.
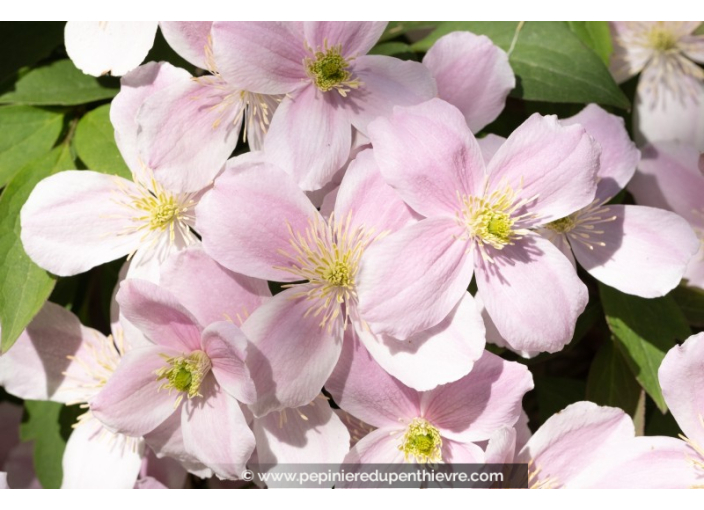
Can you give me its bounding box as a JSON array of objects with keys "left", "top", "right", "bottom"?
[
  {"left": 680, "top": 33, "right": 704, "bottom": 63},
  {"left": 421, "top": 351, "right": 533, "bottom": 443},
  {"left": 441, "top": 439, "right": 485, "bottom": 463},
  {"left": 211, "top": 21, "right": 307, "bottom": 94},
  {"left": 475, "top": 234, "right": 588, "bottom": 354},
  {"left": 0, "top": 473, "right": 7, "bottom": 490},
  {"left": 571, "top": 205, "right": 699, "bottom": 298},
  {"left": 367, "top": 98, "right": 486, "bottom": 218},
  {"left": 135, "top": 477, "right": 167, "bottom": 489},
  {"left": 475, "top": 291, "right": 541, "bottom": 359},
  {"left": 484, "top": 427, "right": 517, "bottom": 464},
  {"left": 64, "top": 21, "right": 158, "bottom": 77},
  {"left": 111, "top": 61, "right": 192, "bottom": 176},
  {"left": 0, "top": 302, "right": 109, "bottom": 403},
  {"left": 116, "top": 279, "right": 202, "bottom": 352},
  {"left": 326, "top": 328, "right": 421, "bottom": 429},
  {"left": 137, "top": 75, "right": 243, "bottom": 193},
  {"left": 252, "top": 395, "right": 350, "bottom": 466},
  {"left": 196, "top": 160, "right": 321, "bottom": 281},
  {"left": 342, "top": 426, "right": 406, "bottom": 464},
  {"left": 144, "top": 412, "right": 212, "bottom": 478},
  {"left": 486, "top": 113, "right": 600, "bottom": 224},
  {"left": 354, "top": 293, "right": 485, "bottom": 391},
  {"left": 20, "top": 171, "right": 141, "bottom": 276},
  {"left": 562, "top": 104, "right": 640, "bottom": 202},
  {"left": 684, "top": 245, "right": 704, "bottom": 289},
  {"left": 659, "top": 333, "right": 704, "bottom": 446},
  {"left": 159, "top": 22, "right": 213, "bottom": 69},
  {"left": 91, "top": 345, "right": 180, "bottom": 437},
  {"left": 61, "top": 420, "right": 144, "bottom": 489},
  {"left": 517, "top": 401, "right": 635, "bottom": 488},
  {"left": 608, "top": 22, "right": 652, "bottom": 83},
  {"left": 201, "top": 321, "right": 256, "bottom": 404},
  {"left": 159, "top": 246, "right": 270, "bottom": 327},
  {"left": 343, "top": 55, "right": 437, "bottom": 134},
  {"left": 241, "top": 290, "right": 343, "bottom": 416},
  {"left": 423, "top": 31, "right": 514, "bottom": 133},
  {"left": 333, "top": 148, "right": 418, "bottom": 235},
  {"left": 356, "top": 217, "right": 474, "bottom": 340},
  {"left": 181, "top": 376, "right": 255, "bottom": 479},
  {"left": 477, "top": 134, "right": 506, "bottom": 164},
  {"left": 303, "top": 21, "right": 387, "bottom": 58},
  {"left": 263, "top": 85, "right": 352, "bottom": 191}
]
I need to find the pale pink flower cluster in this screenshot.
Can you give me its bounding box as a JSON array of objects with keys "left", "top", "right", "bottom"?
[{"left": 1, "top": 21, "right": 703, "bottom": 489}]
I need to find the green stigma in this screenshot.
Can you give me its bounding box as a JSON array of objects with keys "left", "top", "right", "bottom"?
[
  {"left": 305, "top": 42, "right": 361, "bottom": 95},
  {"left": 399, "top": 418, "right": 443, "bottom": 464},
  {"left": 649, "top": 28, "right": 678, "bottom": 51},
  {"left": 547, "top": 215, "right": 576, "bottom": 234},
  {"left": 155, "top": 350, "right": 211, "bottom": 406}
]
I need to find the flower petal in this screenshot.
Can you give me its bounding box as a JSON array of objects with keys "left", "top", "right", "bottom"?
[
  {"left": 571, "top": 205, "right": 699, "bottom": 298},
  {"left": 423, "top": 31, "right": 514, "bottom": 133},
  {"left": 355, "top": 292, "right": 485, "bottom": 391},
  {"left": 303, "top": 21, "right": 387, "bottom": 58},
  {"left": 181, "top": 376, "right": 255, "bottom": 479},
  {"left": 201, "top": 321, "right": 256, "bottom": 404},
  {"left": 196, "top": 160, "right": 321, "bottom": 281},
  {"left": 421, "top": 351, "right": 533, "bottom": 443},
  {"left": 144, "top": 412, "right": 212, "bottom": 478},
  {"left": 342, "top": 426, "right": 406, "bottom": 464},
  {"left": 91, "top": 345, "right": 180, "bottom": 437},
  {"left": 608, "top": 21, "right": 652, "bottom": 83},
  {"left": 357, "top": 217, "right": 474, "bottom": 340},
  {"left": 65, "top": 21, "right": 158, "bottom": 77},
  {"left": 241, "top": 289, "right": 343, "bottom": 416},
  {"left": 159, "top": 22, "right": 213, "bottom": 69},
  {"left": 367, "top": 98, "right": 486, "bottom": 217},
  {"left": 20, "top": 171, "right": 141, "bottom": 276},
  {"left": 116, "top": 279, "right": 202, "bottom": 352},
  {"left": 486, "top": 113, "right": 600, "bottom": 224},
  {"left": 475, "top": 234, "right": 588, "bottom": 354},
  {"left": 326, "top": 327, "right": 421, "bottom": 429},
  {"left": 211, "top": 21, "right": 307, "bottom": 94}
]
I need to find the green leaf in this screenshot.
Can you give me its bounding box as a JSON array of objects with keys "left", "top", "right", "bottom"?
[
  {"left": 0, "top": 22, "right": 65, "bottom": 84},
  {"left": 599, "top": 284, "right": 691, "bottom": 412},
  {"left": 670, "top": 285, "right": 704, "bottom": 327},
  {"left": 412, "top": 21, "right": 629, "bottom": 109},
  {"left": 20, "top": 400, "right": 74, "bottom": 488},
  {"left": 0, "top": 105, "right": 63, "bottom": 187},
  {"left": 0, "top": 145, "right": 74, "bottom": 353},
  {"left": 0, "top": 59, "right": 118, "bottom": 106},
  {"left": 380, "top": 21, "right": 439, "bottom": 42},
  {"left": 534, "top": 376, "right": 586, "bottom": 426},
  {"left": 586, "top": 339, "right": 643, "bottom": 417},
  {"left": 694, "top": 23, "right": 704, "bottom": 36},
  {"left": 567, "top": 21, "right": 613, "bottom": 66},
  {"left": 369, "top": 41, "right": 415, "bottom": 58},
  {"left": 74, "top": 104, "right": 130, "bottom": 179}
]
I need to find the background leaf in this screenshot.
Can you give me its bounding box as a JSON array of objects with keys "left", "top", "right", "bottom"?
[
  {"left": 0, "top": 22, "right": 64, "bottom": 84},
  {"left": 0, "top": 59, "right": 118, "bottom": 106},
  {"left": 0, "top": 105, "right": 63, "bottom": 187},
  {"left": 380, "top": 21, "right": 439, "bottom": 42},
  {"left": 412, "top": 21, "right": 629, "bottom": 109},
  {"left": 586, "top": 338, "right": 643, "bottom": 417},
  {"left": 599, "top": 284, "right": 691, "bottom": 412},
  {"left": 73, "top": 104, "right": 130, "bottom": 179},
  {"left": 0, "top": 145, "right": 74, "bottom": 353},
  {"left": 567, "top": 21, "right": 613, "bottom": 66},
  {"left": 670, "top": 285, "right": 704, "bottom": 327}
]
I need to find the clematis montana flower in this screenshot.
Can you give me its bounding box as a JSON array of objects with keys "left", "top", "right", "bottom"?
[
  {"left": 209, "top": 21, "right": 436, "bottom": 190},
  {"left": 197, "top": 149, "right": 486, "bottom": 416},
  {"left": 21, "top": 62, "right": 208, "bottom": 278},
  {"left": 91, "top": 278, "right": 258, "bottom": 480},
  {"left": 358, "top": 98, "right": 599, "bottom": 355},
  {"left": 538, "top": 104, "right": 699, "bottom": 298},
  {"left": 610, "top": 21, "right": 704, "bottom": 151},
  {"left": 326, "top": 334, "right": 533, "bottom": 467},
  {"left": 516, "top": 401, "right": 702, "bottom": 488},
  {"left": 659, "top": 332, "right": 704, "bottom": 487},
  {"left": 628, "top": 141, "right": 704, "bottom": 289},
  {"left": 65, "top": 21, "right": 158, "bottom": 77}
]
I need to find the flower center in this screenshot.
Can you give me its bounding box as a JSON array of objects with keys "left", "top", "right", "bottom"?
[
  {"left": 648, "top": 27, "right": 678, "bottom": 52},
  {"left": 399, "top": 418, "right": 443, "bottom": 464},
  {"left": 275, "top": 212, "right": 378, "bottom": 329},
  {"left": 155, "top": 350, "right": 211, "bottom": 407},
  {"left": 546, "top": 215, "right": 576, "bottom": 234},
  {"left": 305, "top": 41, "right": 361, "bottom": 96}
]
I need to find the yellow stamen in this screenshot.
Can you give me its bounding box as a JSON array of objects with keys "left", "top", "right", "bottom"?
[
  {"left": 155, "top": 350, "right": 212, "bottom": 408},
  {"left": 304, "top": 39, "right": 361, "bottom": 96},
  {"left": 398, "top": 418, "right": 443, "bottom": 464}
]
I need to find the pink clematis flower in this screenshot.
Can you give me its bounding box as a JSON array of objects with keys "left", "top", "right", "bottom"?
[
  {"left": 91, "top": 280, "right": 256, "bottom": 480},
  {"left": 21, "top": 62, "right": 209, "bottom": 278},
  {"left": 423, "top": 31, "right": 515, "bottom": 134},
  {"left": 659, "top": 332, "right": 704, "bottom": 486},
  {"left": 65, "top": 21, "right": 158, "bottom": 77},
  {"left": 358, "top": 98, "right": 600, "bottom": 355},
  {"left": 209, "top": 21, "right": 436, "bottom": 190},
  {"left": 197, "top": 148, "right": 487, "bottom": 416},
  {"left": 628, "top": 141, "right": 704, "bottom": 289},
  {"left": 516, "top": 401, "right": 702, "bottom": 488},
  {"left": 538, "top": 104, "right": 699, "bottom": 298},
  {"left": 610, "top": 21, "right": 704, "bottom": 151},
  {"left": 326, "top": 334, "right": 533, "bottom": 466}
]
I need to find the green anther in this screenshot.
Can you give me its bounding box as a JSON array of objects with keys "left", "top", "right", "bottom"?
[
  {"left": 399, "top": 418, "right": 443, "bottom": 464},
  {"left": 649, "top": 28, "right": 678, "bottom": 51},
  {"left": 155, "top": 351, "right": 211, "bottom": 405},
  {"left": 305, "top": 43, "right": 360, "bottom": 95},
  {"left": 487, "top": 212, "right": 513, "bottom": 241},
  {"left": 547, "top": 215, "right": 576, "bottom": 234},
  {"left": 171, "top": 366, "right": 193, "bottom": 392}
]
